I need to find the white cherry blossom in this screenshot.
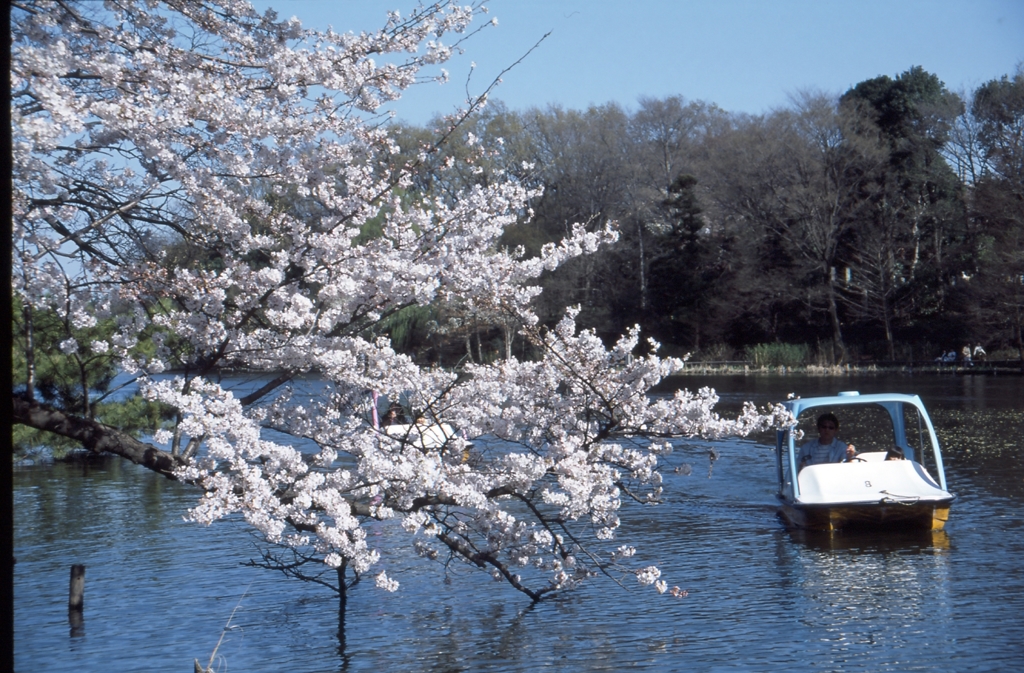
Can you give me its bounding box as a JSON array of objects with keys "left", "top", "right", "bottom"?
[{"left": 12, "top": 0, "right": 788, "bottom": 602}]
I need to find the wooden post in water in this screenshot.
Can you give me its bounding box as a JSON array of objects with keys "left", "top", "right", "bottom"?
[
  {"left": 337, "top": 562, "right": 348, "bottom": 656},
  {"left": 68, "top": 564, "right": 85, "bottom": 611}
]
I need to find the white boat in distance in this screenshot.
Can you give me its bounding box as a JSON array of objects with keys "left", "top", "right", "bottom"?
[
  {"left": 775, "top": 391, "right": 955, "bottom": 531},
  {"left": 383, "top": 422, "right": 461, "bottom": 450}
]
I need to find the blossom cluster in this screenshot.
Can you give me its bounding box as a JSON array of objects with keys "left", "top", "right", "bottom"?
[{"left": 12, "top": 0, "right": 786, "bottom": 600}]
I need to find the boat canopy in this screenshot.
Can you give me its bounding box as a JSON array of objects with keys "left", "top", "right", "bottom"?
[{"left": 776, "top": 391, "right": 948, "bottom": 498}]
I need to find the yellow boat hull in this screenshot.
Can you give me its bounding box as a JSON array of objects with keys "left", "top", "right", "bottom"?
[{"left": 778, "top": 501, "right": 952, "bottom": 532}]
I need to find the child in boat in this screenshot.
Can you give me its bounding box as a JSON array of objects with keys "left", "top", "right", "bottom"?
[
  {"left": 885, "top": 446, "right": 906, "bottom": 461},
  {"left": 797, "top": 412, "right": 857, "bottom": 469}
]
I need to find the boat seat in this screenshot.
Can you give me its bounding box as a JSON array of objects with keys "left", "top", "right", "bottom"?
[{"left": 851, "top": 451, "right": 888, "bottom": 462}]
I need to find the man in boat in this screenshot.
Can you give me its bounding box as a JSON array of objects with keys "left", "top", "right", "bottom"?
[
  {"left": 382, "top": 402, "right": 408, "bottom": 427},
  {"left": 797, "top": 413, "right": 856, "bottom": 470}
]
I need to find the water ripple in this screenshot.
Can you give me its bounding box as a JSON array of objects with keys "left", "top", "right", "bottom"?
[{"left": 14, "top": 374, "right": 1024, "bottom": 672}]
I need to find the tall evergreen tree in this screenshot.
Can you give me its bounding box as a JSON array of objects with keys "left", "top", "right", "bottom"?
[
  {"left": 839, "top": 67, "right": 967, "bottom": 358},
  {"left": 643, "top": 174, "right": 728, "bottom": 350}
]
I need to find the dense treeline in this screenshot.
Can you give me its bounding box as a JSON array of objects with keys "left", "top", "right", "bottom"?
[
  {"left": 388, "top": 66, "right": 1024, "bottom": 366},
  {"left": 12, "top": 63, "right": 1023, "bottom": 464}
]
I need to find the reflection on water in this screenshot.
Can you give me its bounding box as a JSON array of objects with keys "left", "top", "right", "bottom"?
[
  {"left": 778, "top": 528, "right": 955, "bottom": 669},
  {"left": 14, "top": 374, "right": 1024, "bottom": 672}
]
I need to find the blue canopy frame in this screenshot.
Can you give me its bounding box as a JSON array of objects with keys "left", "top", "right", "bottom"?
[{"left": 775, "top": 391, "right": 948, "bottom": 500}]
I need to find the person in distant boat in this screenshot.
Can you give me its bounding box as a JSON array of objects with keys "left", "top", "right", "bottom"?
[
  {"left": 382, "top": 402, "right": 407, "bottom": 427},
  {"left": 973, "top": 344, "right": 986, "bottom": 361},
  {"left": 797, "top": 412, "right": 856, "bottom": 470}
]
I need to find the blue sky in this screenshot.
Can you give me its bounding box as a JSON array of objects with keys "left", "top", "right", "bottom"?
[{"left": 260, "top": 0, "right": 1024, "bottom": 125}]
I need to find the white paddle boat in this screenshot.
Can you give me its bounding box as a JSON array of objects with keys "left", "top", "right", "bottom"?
[{"left": 774, "top": 391, "right": 955, "bottom": 531}]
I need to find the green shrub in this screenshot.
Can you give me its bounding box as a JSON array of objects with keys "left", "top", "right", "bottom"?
[
  {"left": 745, "top": 342, "right": 811, "bottom": 367},
  {"left": 987, "top": 348, "right": 1022, "bottom": 361}
]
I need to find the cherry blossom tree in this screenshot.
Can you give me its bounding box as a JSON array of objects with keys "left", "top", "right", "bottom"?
[{"left": 11, "top": 0, "right": 787, "bottom": 603}]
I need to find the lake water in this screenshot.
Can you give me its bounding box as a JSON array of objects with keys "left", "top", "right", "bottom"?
[{"left": 13, "top": 373, "right": 1024, "bottom": 672}]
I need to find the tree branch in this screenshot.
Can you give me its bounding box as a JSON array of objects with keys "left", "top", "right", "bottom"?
[{"left": 12, "top": 396, "right": 185, "bottom": 478}]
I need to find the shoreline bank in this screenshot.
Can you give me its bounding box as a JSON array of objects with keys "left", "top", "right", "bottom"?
[{"left": 672, "top": 361, "right": 1024, "bottom": 376}]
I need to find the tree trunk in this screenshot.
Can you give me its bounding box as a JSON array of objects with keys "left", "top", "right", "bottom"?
[
  {"left": 826, "top": 271, "right": 847, "bottom": 364},
  {"left": 637, "top": 219, "right": 647, "bottom": 311},
  {"left": 1015, "top": 321, "right": 1024, "bottom": 370},
  {"left": 23, "top": 303, "right": 36, "bottom": 401},
  {"left": 336, "top": 564, "right": 347, "bottom": 657},
  {"left": 883, "top": 295, "right": 895, "bottom": 361}
]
